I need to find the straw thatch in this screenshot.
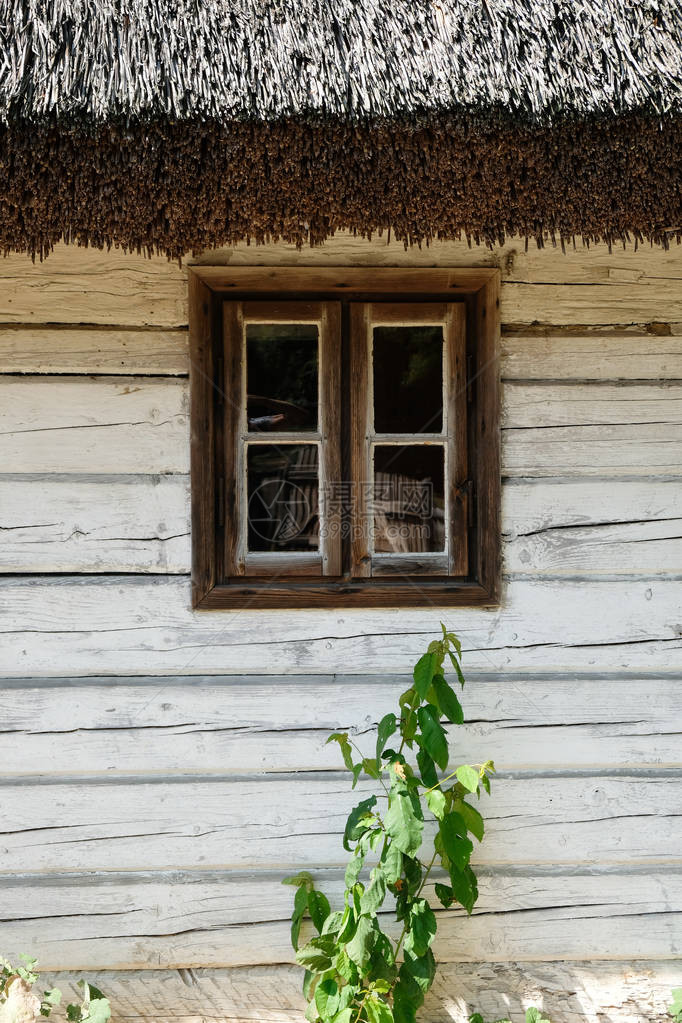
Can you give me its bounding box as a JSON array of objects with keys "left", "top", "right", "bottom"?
[{"left": 1, "top": 0, "right": 682, "bottom": 256}]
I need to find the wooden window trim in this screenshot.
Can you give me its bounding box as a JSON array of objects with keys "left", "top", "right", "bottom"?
[{"left": 189, "top": 267, "right": 501, "bottom": 609}]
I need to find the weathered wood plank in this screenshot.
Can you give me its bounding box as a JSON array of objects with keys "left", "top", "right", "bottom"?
[
  {"left": 0, "top": 476, "right": 190, "bottom": 573},
  {"left": 1, "top": 325, "right": 680, "bottom": 381},
  {"left": 1, "top": 675, "right": 680, "bottom": 776},
  {"left": 0, "top": 328, "right": 189, "bottom": 375},
  {"left": 3, "top": 869, "right": 681, "bottom": 967},
  {"left": 504, "top": 423, "right": 682, "bottom": 477},
  {"left": 1, "top": 576, "right": 679, "bottom": 676},
  {"left": 504, "top": 382, "right": 682, "bottom": 428},
  {"left": 33, "top": 961, "right": 681, "bottom": 1023},
  {"left": 2, "top": 238, "right": 682, "bottom": 327},
  {"left": 1, "top": 774, "right": 680, "bottom": 872},
  {"left": 4, "top": 376, "right": 681, "bottom": 476},
  {"left": 0, "top": 251, "right": 186, "bottom": 326},
  {"left": 0, "top": 376, "right": 189, "bottom": 473},
  {"left": 501, "top": 332, "right": 682, "bottom": 381},
  {"left": 505, "top": 518, "right": 682, "bottom": 576},
  {"left": 2, "top": 477, "right": 680, "bottom": 576}
]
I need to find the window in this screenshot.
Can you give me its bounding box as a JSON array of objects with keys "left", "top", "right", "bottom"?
[{"left": 189, "top": 268, "right": 500, "bottom": 608}]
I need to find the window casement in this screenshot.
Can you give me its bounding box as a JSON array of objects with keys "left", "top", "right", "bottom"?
[{"left": 189, "top": 267, "right": 500, "bottom": 609}]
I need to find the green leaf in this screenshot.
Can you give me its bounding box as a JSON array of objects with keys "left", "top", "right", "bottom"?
[
  {"left": 379, "top": 841, "right": 403, "bottom": 884},
  {"left": 669, "top": 989, "right": 682, "bottom": 1022},
  {"left": 315, "top": 978, "right": 340, "bottom": 1020},
  {"left": 402, "top": 949, "right": 436, "bottom": 995},
  {"left": 365, "top": 996, "right": 394, "bottom": 1023},
  {"left": 351, "top": 763, "right": 363, "bottom": 789},
  {"left": 42, "top": 991, "right": 62, "bottom": 1007},
  {"left": 345, "top": 915, "right": 376, "bottom": 969},
  {"left": 333, "top": 949, "right": 354, "bottom": 982},
  {"left": 283, "top": 871, "right": 314, "bottom": 889},
  {"left": 360, "top": 869, "right": 387, "bottom": 915},
  {"left": 403, "top": 900, "right": 437, "bottom": 957},
  {"left": 434, "top": 882, "right": 454, "bottom": 908},
  {"left": 526, "top": 1010, "right": 551, "bottom": 1023},
  {"left": 308, "top": 890, "right": 331, "bottom": 933},
  {"left": 450, "top": 865, "right": 479, "bottom": 915},
  {"left": 454, "top": 799, "right": 485, "bottom": 842},
  {"left": 439, "top": 812, "right": 473, "bottom": 871},
  {"left": 296, "top": 935, "right": 336, "bottom": 973},
  {"left": 343, "top": 795, "right": 377, "bottom": 851},
  {"left": 393, "top": 973, "right": 424, "bottom": 1023},
  {"left": 417, "top": 705, "right": 448, "bottom": 771},
  {"left": 384, "top": 792, "right": 423, "bottom": 857},
  {"left": 425, "top": 788, "right": 446, "bottom": 820},
  {"left": 481, "top": 774, "right": 491, "bottom": 795},
  {"left": 345, "top": 848, "right": 366, "bottom": 889},
  {"left": 670, "top": 989, "right": 682, "bottom": 1022},
  {"left": 362, "top": 758, "right": 381, "bottom": 780},
  {"left": 327, "top": 733, "right": 354, "bottom": 771},
  {"left": 322, "top": 910, "right": 345, "bottom": 936},
  {"left": 448, "top": 651, "right": 466, "bottom": 688},
  {"left": 305, "top": 999, "right": 319, "bottom": 1023},
  {"left": 416, "top": 746, "right": 438, "bottom": 788},
  {"left": 456, "top": 765, "right": 480, "bottom": 793},
  {"left": 291, "top": 883, "right": 309, "bottom": 950},
  {"left": 331, "top": 1011, "right": 354, "bottom": 1023},
  {"left": 81, "top": 1000, "right": 111, "bottom": 1023},
  {"left": 413, "top": 652, "right": 438, "bottom": 699},
  {"left": 376, "top": 713, "right": 398, "bottom": 760},
  {"left": 431, "top": 675, "right": 464, "bottom": 724}
]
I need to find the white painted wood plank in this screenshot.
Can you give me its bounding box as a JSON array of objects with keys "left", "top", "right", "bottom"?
[
  {"left": 1, "top": 774, "right": 680, "bottom": 872},
  {"left": 3, "top": 376, "right": 680, "bottom": 475},
  {"left": 504, "top": 382, "right": 682, "bottom": 428},
  {"left": 33, "top": 961, "right": 682, "bottom": 1023},
  {"left": 3, "top": 869, "right": 681, "bottom": 967},
  {"left": 0, "top": 328, "right": 189, "bottom": 375},
  {"left": 504, "top": 423, "right": 682, "bottom": 476},
  {"left": 1, "top": 675, "right": 680, "bottom": 776},
  {"left": 505, "top": 518, "right": 682, "bottom": 576},
  {"left": 1, "top": 576, "right": 679, "bottom": 676},
  {"left": 501, "top": 332, "right": 682, "bottom": 381},
  {"left": 501, "top": 283, "right": 682, "bottom": 327},
  {"left": 0, "top": 377, "right": 188, "bottom": 473},
  {"left": 0, "top": 476, "right": 190, "bottom": 573},
  {"left": 3, "top": 477, "right": 681, "bottom": 575},
  {"left": 502, "top": 479, "right": 682, "bottom": 534}
]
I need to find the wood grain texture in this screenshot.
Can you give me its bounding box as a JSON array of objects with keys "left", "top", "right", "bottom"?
[
  {"left": 27, "top": 961, "right": 682, "bottom": 1023},
  {"left": 3, "top": 377, "right": 680, "bottom": 476},
  {"left": 28, "top": 961, "right": 682, "bottom": 1023},
  {"left": 1, "top": 674, "right": 680, "bottom": 776},
  {"left": 1, "top": 774, "right": 680, "bottom": 873},
  {"left": 0, "top": 476, "right": 190, "bottom": 573},
  {"left": 2, "top": 476, "right": 680, "bottom": 576},
  {"left": 3, "top": 326, "right": 680, "bottom": 382},
  {"left": 3, "top": 868, "right": 681, "bottom": 968},
  {"left": 1, "top": 576, "right": 679, "bottom": 676},
  {"left": 0, "top": 376, "right": 189, "bottom": 473},
  {"left": 2, "top": 236, "right": 682, "bottom": 327},
  {"left": 0, "top": 327, "right": 189, "bottom": 375},
  {"left": 501, "top": 331, "right": 682, "bottom": 380}
]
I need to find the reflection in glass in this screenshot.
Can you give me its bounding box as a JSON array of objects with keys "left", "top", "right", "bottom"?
[
  {"left": 247, "top": 444, "right": 319, "bottom": 552},
  {"left": 373, "top": 326, "right": 443, "bottom": 434},
  {"left": 246, "top": 324, "right": 318, "bottom": 432},
  {"left": 372, "top": 445, "right": 445, "bottom": 553}
]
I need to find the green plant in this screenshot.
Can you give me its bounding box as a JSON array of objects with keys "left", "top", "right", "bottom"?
[
  {"left": 0, "top": 956, "right": 110, "bottom": 1023},
  {"left": 284, "top": 626, "right": 495, "bottom": 1023},
  {"left": 669, "top": 989, "right": 682, "bottom": 1022},
  {"left": 470, "top": 1009, "right": 552, "bottom": 1023}
]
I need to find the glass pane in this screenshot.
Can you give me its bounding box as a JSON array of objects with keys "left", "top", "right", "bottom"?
[
  {"left": 373, "top": 325, "right": 443, "bottom": 434},
  {"left": 246, "top": 323, "right": 318, "bottom": 432},
  {"left": 373, "top": 445, "right": 445, "bottom": 553},
  {"left": 247, "top": 444, "right": 319, "bottom": 552}
]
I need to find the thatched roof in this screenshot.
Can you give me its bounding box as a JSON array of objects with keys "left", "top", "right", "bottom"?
[{"left": 1, "top": 0, "right": 682, "bottom": 256}]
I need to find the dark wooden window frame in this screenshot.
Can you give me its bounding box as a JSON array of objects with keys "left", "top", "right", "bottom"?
[{"left": 189, "top": 266, "right": 500, "bottom": 609}]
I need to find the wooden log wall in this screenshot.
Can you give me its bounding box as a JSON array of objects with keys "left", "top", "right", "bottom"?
[{"left": 1, "top": 236, "right": 681, "bottom": 1023}]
